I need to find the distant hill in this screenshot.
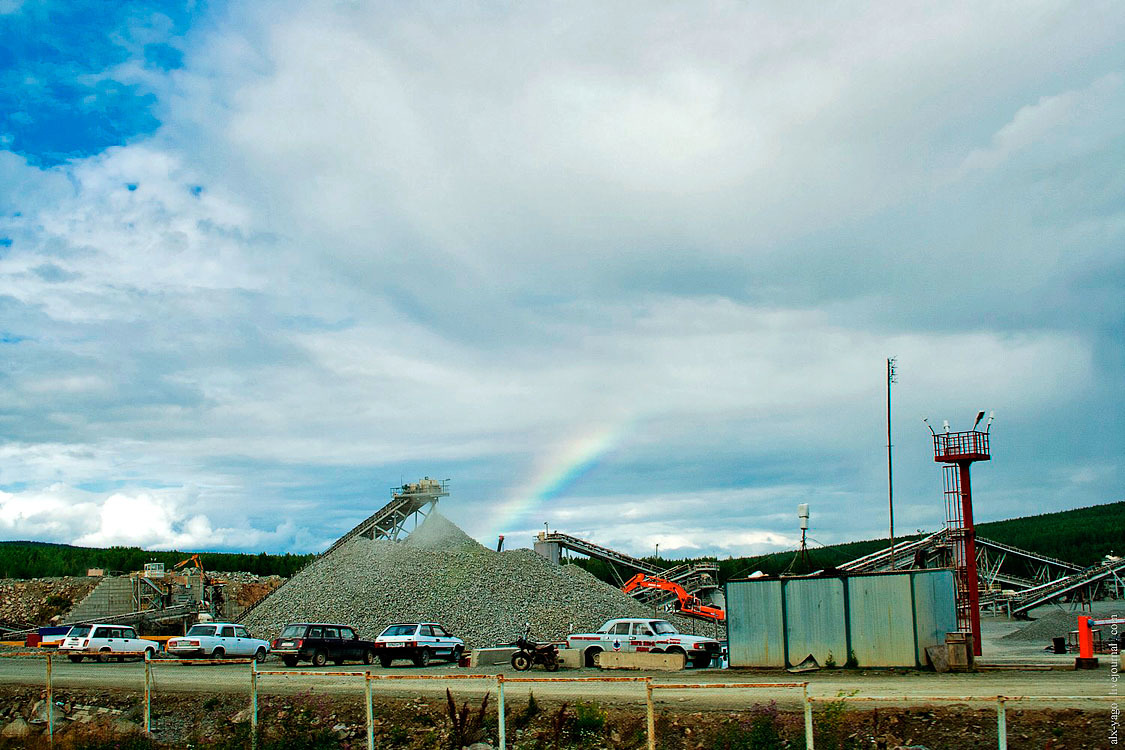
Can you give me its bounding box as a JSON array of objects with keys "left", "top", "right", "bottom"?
[
  {"left": 0, "top": 541, "right": 314, "bottom": 579},
  {"left": 568, "top": 500, "right": 1125, "bottom": 585},
  {"left": 974, "top": 501, "right": 1125, "bottom": 567},
  {"left": 3, "top": 500, "right": 1120, "bottom": 582}
]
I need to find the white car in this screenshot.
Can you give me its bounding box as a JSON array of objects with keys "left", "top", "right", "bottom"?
[
  {"left": 59, "top": 624, "right": 161, "bottom": 663},
  {"left": 166, "top": 622, "right": 271, "bottom": 661},
  {"left": 566, "top": 618, "right": 721, "bottom": 668},
  {"left": 372, "top": 622, "right": 464, "bottom": 667}
]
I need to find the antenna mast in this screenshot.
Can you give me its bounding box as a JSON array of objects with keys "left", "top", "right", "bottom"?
[{"left": 887, "top": 357, "right": 897, "bottom": 570}]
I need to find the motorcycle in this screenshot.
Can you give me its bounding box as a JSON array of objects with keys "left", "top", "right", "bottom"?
[{"left": 510, "top": 625, "right": 559, "bottom": 672}]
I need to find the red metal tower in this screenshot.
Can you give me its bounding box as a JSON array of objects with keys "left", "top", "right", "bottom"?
[{"left": 932, "top": 421, "right": 991, "bottom": 657}]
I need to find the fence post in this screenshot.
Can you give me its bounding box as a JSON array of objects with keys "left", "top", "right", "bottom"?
[
  {"left": 45, "top": 653, "right": 53, "bottom": 746},
  {"left": 996, "top": 696, "right": 1007, "bottom": 750},
  {"left": 250, "top": 658, "right": 258, "bottom": 750},
  {"left": 803, "top": 684, "right": 814, "bottom": 749},
  {"left": 144, "top": 650, "right": 151, "bottom": 733},
  {"left": 365, "top": 672, "right": 374, "bottom": 750},
  {"left": 497, "top": 673, "right": 506, "bottom": 750},
  {"left": 645, "top": 678, "right": 655, "bottom": 750}
]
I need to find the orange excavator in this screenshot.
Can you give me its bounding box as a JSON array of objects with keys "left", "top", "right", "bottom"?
[
  {"left": 621, "top": 573, "right": 726, "bottom": 622},
  {"left": 172, "top": 554, "right": 226, "bottom": 613}
]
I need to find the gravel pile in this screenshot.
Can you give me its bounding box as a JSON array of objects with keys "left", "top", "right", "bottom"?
[
  {"left": 1000, "top": 610, "right": 1081, "bottom": 642},
  {"left": 241, "top": 511, "right": 688, "bottom": 648}
]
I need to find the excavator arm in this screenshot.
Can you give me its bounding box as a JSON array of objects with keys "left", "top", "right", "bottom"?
[{"left": 621, "top": 573, "right": 726, "bottom": 622}]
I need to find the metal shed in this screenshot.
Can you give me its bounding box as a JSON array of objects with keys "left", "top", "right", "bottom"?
[{"left": 726, "top": 569, "right": 956, "bottom": 668}]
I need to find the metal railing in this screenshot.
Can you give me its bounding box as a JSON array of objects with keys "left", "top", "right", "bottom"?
[{"left": 4, "top": 651, "right": 1113, "bottom": 750}]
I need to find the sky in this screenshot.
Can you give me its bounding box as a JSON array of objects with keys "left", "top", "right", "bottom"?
[{"left": 0, "top": 1, "right": 1122, "bottom": 559}]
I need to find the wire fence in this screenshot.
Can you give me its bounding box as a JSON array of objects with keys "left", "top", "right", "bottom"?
[{"left": 0, "top": 650, "right": 1113, "bottom": 750}]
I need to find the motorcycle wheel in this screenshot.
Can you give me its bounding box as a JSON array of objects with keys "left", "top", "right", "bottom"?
[
  {"left": 545, "top": 659, "right": 559, "bottom": 672},
  {"left": 511, "top": 652, "right": 532, "bottom": 671}
]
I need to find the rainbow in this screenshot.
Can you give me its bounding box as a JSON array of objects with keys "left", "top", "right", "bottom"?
[{"left": 490, "top": 424, "right": 625, "bottom": 537}]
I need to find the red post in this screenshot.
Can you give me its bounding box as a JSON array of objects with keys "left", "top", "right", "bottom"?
[
  {"left": 959, "top": 462, "right": 983, "bottom": 656},
  {"left": 1078, "top": 616, "right": 1094, "bottom": 659}
]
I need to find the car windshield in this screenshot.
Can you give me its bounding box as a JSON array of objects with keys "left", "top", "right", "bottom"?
[
  {"left": 280, "top": 625, "right": 306, "bottom": 638},
  {"left": 650, "top": 621, "right": 678, "bottom": 635},
  {"left": 68, "top": 626, "right": 91, "bottom": 637},
  {"left": 187, "top": 626, "right": 217, "bottom": 637},
  {"left": 380, "top": 624, "right": 418, "bottom": 637}
]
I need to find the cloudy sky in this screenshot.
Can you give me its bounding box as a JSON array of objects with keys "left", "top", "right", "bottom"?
[{"left": 0, "top": 1, "right": 1121, "bottom": 558}]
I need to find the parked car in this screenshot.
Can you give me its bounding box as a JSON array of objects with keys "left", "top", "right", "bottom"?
[
  {"left": 166, "top": 622, "right": 271, "bottom": 661},
  {"left": 58, "top": 624, "right": 161, "bottom": 663},
  {"left": 566, "top": 618, "right": 721, "bottom": 668},
  {"left": 372, "top": 622, "right": 464, "bottom": 667},
  {"left": 270, "top": 623, "right": 376, "bottom": 667}
]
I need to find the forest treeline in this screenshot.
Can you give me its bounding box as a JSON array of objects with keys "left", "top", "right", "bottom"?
[
  {"left": 0, "top": 500, "right": 1119, "bottom": 581},
  {"left": 568, "top": 500, "right": 1125, "bottom": 585},
  {"left": 0, "top": 541, "right": 315, "bottom": 579}
]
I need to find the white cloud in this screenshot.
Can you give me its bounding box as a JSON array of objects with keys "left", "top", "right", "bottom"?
[
  {"left": 0, "top": 1, "right": 1121, "bottom": 557},
  {"left": 0, "top": 484, "right": 304, "bottom": 552},
  {"left": 957, "top": 73, "right": 1125, "bottom": 176}
]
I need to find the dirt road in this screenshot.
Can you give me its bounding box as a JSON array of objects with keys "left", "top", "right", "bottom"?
[{"left": 0, "top": 658, "right": 1109, "bottom": 710}]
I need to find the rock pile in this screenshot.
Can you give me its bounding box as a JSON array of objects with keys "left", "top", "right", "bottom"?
[
  {"left": 0, "top": 577, "right": 99, "bottom": 627},
  {"left": 1000, "top": 609, "right": 1082, "bottom": 642},
  {"left": 241, "top": 512, "right": 688, "bottom": 648}
]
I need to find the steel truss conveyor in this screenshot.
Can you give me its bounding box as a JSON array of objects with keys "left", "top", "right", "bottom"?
[
  {"left": 840, "top": 530, "right": 1081, "bottom": 589},
  {"left": 1002, "top": 557, "right": 1125, "bottom": 616},
  {"left": 840, "top": 528, "right": 1121, "bottom": 616},
  {"left": 237, "top": 478, "right": 449, "bottom": 623},
  {"left": 534, "top": 531, "right": 720, "bottom": 609}
]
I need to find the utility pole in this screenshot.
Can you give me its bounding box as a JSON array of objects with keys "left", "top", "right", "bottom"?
[{"left": 887, "top": 357, "right": 897, "bottom": 570}]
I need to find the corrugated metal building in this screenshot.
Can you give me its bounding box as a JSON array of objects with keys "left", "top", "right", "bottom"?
[{"left": 726, "top": 569, "right": 956, "bottom": 668}]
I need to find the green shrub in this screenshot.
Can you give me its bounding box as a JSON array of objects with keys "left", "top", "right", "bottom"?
[
  {"left": 706, "top": 702, "right": 785, "bottom": 750},
  {"left": 513, "top": 691, "right": 541, "bottom": 730},
  {"left": 571, "top": 701, "right": 607, "bottom": 736},
  {"left": 815, "top": 694, "right": 858, "bottom": 750}
]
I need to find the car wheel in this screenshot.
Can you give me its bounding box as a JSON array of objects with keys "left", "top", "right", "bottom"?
[
  {"left": 312, "top": 650, "right": 328, "bottom": 667},
  {"left": 211, "top": 647, "right": 225, "bottom": 660},
  {"left": 413, "top": 648, "right": 431, "bottom": 668},
  {"left": 68, "top": 655, "right": 83, "bottom": 664},
  {"left": 97, "top": 649, "right": 112, "bottom": 664},
  {"left": 510, "top": 652, "right": 532, "bottom": 671},
  {"left": 362, "top": 650, "right": 374, "bottom": 666},
  {"left": 691, "top": 655, "right": 712, "bottom": 669},
  {"left": 255, "top": 648, "right": 268, "bottom": 664},
  {"left": 450, "top": 646, "right": 463, "bottom": 664},
  {"left": 282, "top": 656, "right": 298, "bottom": 668},
  {"left": 378, "top": 655, "right": 392, "bottom": 668},
  {"left": 583, "top": 647, "right": 602, "bottom": 668}
]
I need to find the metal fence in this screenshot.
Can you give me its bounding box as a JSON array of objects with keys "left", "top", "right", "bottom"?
[{"left": 1, "top": 651, "right": 1113, "bottom": 750}]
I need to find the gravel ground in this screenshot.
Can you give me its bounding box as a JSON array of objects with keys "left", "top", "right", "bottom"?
[{"left": 241, "top": 512, "right": 697, "bottom": 648}]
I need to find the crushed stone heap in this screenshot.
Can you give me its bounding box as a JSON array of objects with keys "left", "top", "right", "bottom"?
[
  {"left": 1000, "top": 609, "right": 1083, "bottom": 643},
  {"left": 241, "top": 511, "right": 693, "bottom": 648}
]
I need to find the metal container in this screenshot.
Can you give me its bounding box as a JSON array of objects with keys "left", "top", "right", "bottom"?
[
  {"left": 726, "top": 569, "right": 956, "bottom": 668},
  {"left": 726, "top": 579, "right": 786, "bottom": 667}
]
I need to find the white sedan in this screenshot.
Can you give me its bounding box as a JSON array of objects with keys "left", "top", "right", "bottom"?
[
  {"left": 372, "top": 623, "right": 464, "bottom": 667},
  {"left": 59, "top": 624, "right": 161, "bottom": 663},
  {"left": 166, "top": 622, "right": 271, "bottom": 661}
]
